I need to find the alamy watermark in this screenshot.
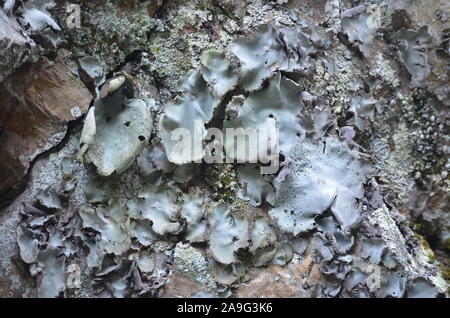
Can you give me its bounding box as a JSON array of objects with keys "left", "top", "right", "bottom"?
[
  {"left": 66, "top": 263, "right": 81, "bottom": 289},
  {"left": 66, "top": 3, "right": 81, "bottom": 29},
  {"left": 169, "top": 120, "right": 280, "bottom": 174},
  {"left": 352, "top": 259, "right": 381, "bottom": 291}
]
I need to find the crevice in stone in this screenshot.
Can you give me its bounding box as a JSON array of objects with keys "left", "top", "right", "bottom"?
[{"left": 0, "top": 99, "right": 94, "bottom": 210}]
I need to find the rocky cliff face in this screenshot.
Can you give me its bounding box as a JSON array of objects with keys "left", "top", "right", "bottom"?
[{"left": 0, "top": 0, "right": 448, "bottom": 298}]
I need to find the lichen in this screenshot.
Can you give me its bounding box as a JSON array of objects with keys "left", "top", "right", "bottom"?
[
  {"left": 79, "top": 73, "right": 153, "bottom": 176},
  {"left": 2, "top": 0, "right": 448, "bottom": 299},
  {"left": 269, "top": 136, "right": 372, "bottom": 235}
]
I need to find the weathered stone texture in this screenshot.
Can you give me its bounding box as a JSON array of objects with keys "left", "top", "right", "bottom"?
[
  {"left": 0, "top": 10, "right": 35, "bottom": 82},
  {"left": 0, "top": 57, "right": 91, "bottom": 196}
]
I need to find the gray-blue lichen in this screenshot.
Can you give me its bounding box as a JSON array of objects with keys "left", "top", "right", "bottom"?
[
  {"left": 2, "top": 0, "right": 447, "bottom": 299},
  {"left": 79, "top": 71, "right": 153, "bottom": 176}
]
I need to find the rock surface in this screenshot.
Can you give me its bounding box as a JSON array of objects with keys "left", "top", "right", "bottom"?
[
  {"left": 0, "top": 56, "right": 91, "bottom": 199},
  {"left": 0, "top": 9, "right": 35, "bottom": 82},
  {"left": 0, "top": 0, "right": 448, "bottom": 299}
]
